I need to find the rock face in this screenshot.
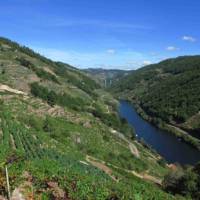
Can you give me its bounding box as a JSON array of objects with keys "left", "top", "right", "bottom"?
[
  {"left": 11, "top": 188, "right": 25, "bottom": 200},
  {"left": 83, "top": 121, "right": 92, "bottom": 128},
  {"left": 47, "top": 181, "right": 66, "bottom": 199},
  {"left": 0, "top": 195, "right": 6, "bottom": 200}
]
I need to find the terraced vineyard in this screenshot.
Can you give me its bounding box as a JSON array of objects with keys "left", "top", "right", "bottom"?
[
  {"left": 0, "top": 100, "right": 114, "bottom": 199},
  {"left": 0, "top": 92, "right": 185, "bottom": 199},
  {"left": 0, "top": 38, "right": 188, "bottom": 199}
]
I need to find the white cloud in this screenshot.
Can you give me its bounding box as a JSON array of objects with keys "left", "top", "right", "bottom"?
[
  {"left": 143, "top": 60, "right": 152, "bottom": 65},
  {"left": 182, "top": 36, "right": 196, "bottom": 42},
  {"left": 126, "top": 60, "right": 155, "bottom": 69},
  {"left": 150, "top": 52, "right": 158, "bottom": 56},
  {"left": 166, "top": 46, "right": 180, "bottom": 51},
  {"left": 106, "top": 49, "right": 116, "bottom": 54}
]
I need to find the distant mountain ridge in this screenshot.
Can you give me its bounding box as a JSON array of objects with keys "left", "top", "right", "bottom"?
[{"left": 84, "top": 68, "right": 131, "bottom": 87}]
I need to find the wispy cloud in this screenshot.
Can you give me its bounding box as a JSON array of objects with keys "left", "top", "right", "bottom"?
[
  {"left": 143, "top": 60, "right": 152, "bottom": 65},
  {"left": 150, "top": 52, "right": 158, "bottom": 56},
  {"left": 106, "top": 49, "right": 116, "bottom": 54},
  {"left": 166, "top": 46, "right": 180, "bottom": 51},
  {"left": 182, "top": 35, "right": 196, "bottom": 42}
]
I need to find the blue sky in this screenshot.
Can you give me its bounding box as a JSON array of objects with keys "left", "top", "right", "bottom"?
[{"left": 1, "top": 0, "right": 200, "bottom": 69}]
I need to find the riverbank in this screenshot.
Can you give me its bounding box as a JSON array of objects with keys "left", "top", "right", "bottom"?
[
  {"left": 119, "top": 100, "right": 200, "bottom": 164},
  {"left": 125, "top": 99, "right": 200, "bottom": 151}
]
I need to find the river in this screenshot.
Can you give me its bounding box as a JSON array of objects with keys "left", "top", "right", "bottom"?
[{"left": 119, "top": 100, "right": 200, "bottom": 165}]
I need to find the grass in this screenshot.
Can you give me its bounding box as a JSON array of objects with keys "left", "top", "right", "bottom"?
[
  {"left": 0, "top": 94, "right": 179, "bottom": 199},
  {"left": 0, "top": 37, "right": 186, "bottom": 199}
]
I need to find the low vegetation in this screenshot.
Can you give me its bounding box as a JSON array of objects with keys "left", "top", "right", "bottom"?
[
  {"left": 16, "top": 57, "right": 59, "bottom": 84},
  {"left": 0, "top": 37, "right": 188, "bottom": 199},
  {"left": 30, "top": 82, "right": 87, "bottom": 110},
  {"left": 163, "top": 162, "right": 200, "bottom": 199}
]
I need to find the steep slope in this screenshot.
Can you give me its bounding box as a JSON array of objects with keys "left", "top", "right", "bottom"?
[
  {"left": 111, "top": 56, "right": 200, "bottom": 149},
  {"left": 0, "top": 37, "right": 184, "bottom": 199}
]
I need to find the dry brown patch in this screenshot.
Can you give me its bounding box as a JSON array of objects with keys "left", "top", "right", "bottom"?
[
  {"left": 167, "top": 163, "right": 177, "bottom": 171},
  {"left": 86, "top": 155, "right": 118, "bottom": 182},
  {"left": 10, "top": 134, "right": 16, "bottom": 150},
  {"left": 0, "top": 84, "right": 26, "bottom": 95},
  {"left": 43, "top": 67, "right": 57, "bottom": 77},
  {"left": 86, "top": 155, "right": 162, "bottom": 185}
]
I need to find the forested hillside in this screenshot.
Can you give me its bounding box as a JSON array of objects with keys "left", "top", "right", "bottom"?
[
  {"left": 0, "top": 37, "right": 185, "bottom": 199},
  {"left": 111, "top": 56, "right": 200, "bottom": 149}
]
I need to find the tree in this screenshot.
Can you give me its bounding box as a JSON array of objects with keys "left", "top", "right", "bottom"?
[
  {"left": 163, "top": 169, "right": 184, "bottom": 194},
  {"left": 193, "top": 161, "right": 200, "bottom": 175},
  {"left": 163, "top": 163, "right": 200, "bottom": 199},
  {"left": 47, "top": 91, "right": 57, "bottom": 106},
  {"left": 1, "top": 69, "right": 5, "bottom": 74},
  {"left": 179, "top": 170, "right": 198, "bottom": 196}
]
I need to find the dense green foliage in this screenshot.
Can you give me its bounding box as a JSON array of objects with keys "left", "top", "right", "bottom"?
[
  {"left": 30, "top": 82, "right": 87, "bottom": 110},
  {"left": 112, "top": 56, "right": 200, "bottom": 123},
  {"left": 111, "top": 56, "right": 200, "bottom": 144},
  {"left": 91, "top": 103, "right": 135, "bottom": 138},
  {"left": 163, "top": 162, "right": 200, "bottom": 199}
]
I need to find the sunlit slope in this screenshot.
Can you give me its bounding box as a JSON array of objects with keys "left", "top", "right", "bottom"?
[{"left": 0, "top": 37, "right": 184, "bottom": 199}]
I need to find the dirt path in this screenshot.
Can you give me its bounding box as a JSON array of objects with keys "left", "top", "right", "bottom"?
[
  {"left": 86, "top": 155, "right": 118, "bottom": 182},
  {"left": 110, "top": 129, "right": 140, "bottom": 158},
  {"left": 135, "top": 141, "right": 160, "bottom": 161},
  {"left": 110, "top": 161, "right": 162, "bottom": 185},
  {"left": 167, "top": 124, "right": 188, "bottom": 135},
  {"left": 129, "top": 143, "right": 139, "bottom": 158},
  {"left": 0, "top": 84, "right": 26, "bottom": 95},
  {"left": 142, "top": 174, "right": 162, "bottom": 185},
  {"left": 105, "top": 105, "right": 110, "bottom": 113},
  {"left": 10, "top": 134, "right": 16, "bottom": 150},
  {"left": 86, "top": 155, "right": 162, "bottom": 185}
]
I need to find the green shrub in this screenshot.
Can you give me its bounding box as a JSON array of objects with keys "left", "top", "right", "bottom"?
[
  {"left": 30, "top": 82, "right": 87, "bottom": 111},
  {"left": 163, "top": 162, "right": 200, "bottom": 199}
]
